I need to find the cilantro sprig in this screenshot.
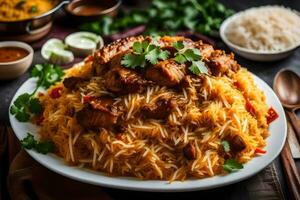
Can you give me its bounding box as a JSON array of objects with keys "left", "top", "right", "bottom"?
[
  {"left": 173, "top": 41, "right": 208, "bottom": 75},
  {"left": 10, "top": 93, "right": 42, "bottom": 122},
  {"left": 80, "top": 0, "right": 234, "bottom": 36},
  {"left": 223, "top": 159, "right": 243, "bottom": 172},
  {"left": 31, "top": 64, "right": 64, "bottom": 89},
  {"left": 121, "top": 40, "right": 170, "bottom": 69},
  {"left": 21, "top": 133, "right": 54, "bottom": 154},
  {"left": 10, "top": 64, "right": 64, "bottom": 122}
]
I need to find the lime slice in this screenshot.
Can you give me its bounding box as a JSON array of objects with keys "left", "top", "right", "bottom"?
[
  {"left": 65, "top": 32, "right": 103, "bottom": 57},
  {"left": 49, "top": 49, "right": 74, "bottom": 65},
  {"left": 41, "top": 38, "right": 74, "bottom": 64}
]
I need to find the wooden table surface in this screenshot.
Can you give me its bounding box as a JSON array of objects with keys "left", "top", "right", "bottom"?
[{"left": 1, "top": 0, "right": 300, "bottom": 199}]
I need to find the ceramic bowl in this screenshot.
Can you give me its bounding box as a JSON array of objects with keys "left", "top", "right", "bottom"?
[
  {"left": 0, "top": 41, "right": 34, "bottom": 80},
  {"left": 220, "top": 11, "right": 300, "bottom": 62}
]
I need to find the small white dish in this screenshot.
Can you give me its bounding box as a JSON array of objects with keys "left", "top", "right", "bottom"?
[
  {"left": 9, "top": 71, "right": 287, "bottom": 192},
  {"left": 0, "top": 41, "right": 33, "bottom": 80},
  {"left": 220, "top": 12, "right": 300, "bottom": 62}
]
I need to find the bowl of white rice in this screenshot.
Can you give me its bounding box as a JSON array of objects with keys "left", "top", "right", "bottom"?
[{"left": 220, "top": 6, "right": 300, "bottom": 61}]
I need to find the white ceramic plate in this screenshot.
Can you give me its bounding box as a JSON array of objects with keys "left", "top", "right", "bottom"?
[{"left": 9, "top": 75, "right": 287, "bottom": 192}]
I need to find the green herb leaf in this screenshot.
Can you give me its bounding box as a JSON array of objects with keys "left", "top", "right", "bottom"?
[
  {"left": 79, "top": 0, "right": 234, "bottom": 36},
  {"left": 183, "top": 49, "right": 201, "bottom": 62},
  {"left": 133, "top": 42, "right": 143, "bottom": 54},
  {"left": 29, "top": 98, "right": 42, "bottom": 114},
  {"left": 122, "top": 40, "right": 170, "bottom": 69},
  {"left": 29, "top": 5, "right": 38, "bottom": 13},
  {"left": 188, "top": 61, "right": 208, "bottom": 75},
  {"left": 31, "top": 63, "right": 64, "bottom": 89},
  {"left": 35, "top": 141, "right": 54, "bottom": 154},
  {"left": 173, "top": 41, "right": 184, "bottom": 51},
  {"left": 15, "top": 110, "right": 31, "bottom": 122},
  {"left": 10, "top": 94, "right": 42, "bottom": 122},
  {"left": 20, "top": 133, "right": 37, "bottom": 149},
  {"left": 174, "top": 54, "right": 187, "bottom": 64},
  {"left": 221, "top": 140, "right": 230, "bottom": 153},
  {"left": 121, "top": 54, "right": 145, "bottom": 69},
  {"left": 223, "top": 159, "right": 243, "bottom": 172},
  {"left": 21, "top": 133, "right": 54, "bottom": 154}
]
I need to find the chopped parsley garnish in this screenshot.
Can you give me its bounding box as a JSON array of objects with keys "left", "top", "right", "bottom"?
[
  {"left": 80, "top": 0, "right": 234, "bottom": 36},
  {"left": 31, "top": 64, "right": 64, "bottom": 89},
  {"left": 21, "top": 133, "right": 54, "bottom": 154},
  {"left": 29, "top": 5, "right": 38, "bottom": 13},
  {"left": 189, "top": 61, "right": 208, "bottom": 75},
  {"left": 223, "top": 159, "right": 243, "bottom": 172},
  {"left": 10, "top": 93, "right": 42, "bottom": 122},
  {"left": 121, "top": 40, "right": 170, "bottom": 69},
  {"left": 10, "top": 64, "right": 64, "bottom": 122},
  {"left": 221, "top": 140, "right": 230, "bottom": 153},
  {"left": 173, "top": 41, "right": 208, "bottom": 75}
]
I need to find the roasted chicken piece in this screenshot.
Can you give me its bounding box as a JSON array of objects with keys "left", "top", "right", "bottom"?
[
  {"left": 104, "top": 66, "right": 147, "bottom": 95},
  {"left": 141, "top": 95, "right": 176, "bottom": 119},
  {"left": 195, "top": 42, "right": 214, "bottom": 58},
  {"left": 183, "top": 142, "right": 196, "bottom": 160},
  {"left": 205, "top": 50, "right": 240, "bottom": 76},
  {"left": 63, "top": 77, "right": 86, "bottom": 90},
  {"left": 93, "top": 36, "right": 144, "bottom": 76},
  {"left": 225, "top": 134, "right": 246, "bottom": 153},
  {"left": 145, "top": 60, "right": 185, "bottom": 87},
  {"left": 76, "top": 96, "right": 119, "bottom": 129}
]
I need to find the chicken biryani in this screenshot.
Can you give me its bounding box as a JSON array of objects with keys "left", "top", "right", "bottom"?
[{"left": 35, "top": 36, "right": 276, "bottom": 181}]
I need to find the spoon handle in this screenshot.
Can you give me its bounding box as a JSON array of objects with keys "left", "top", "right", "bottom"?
[
  {"left": 281, "top": 140, "right": 300, "bottom": 200},
  {"left": 286, "top": 110, "right": 300, "bottom": 144}
]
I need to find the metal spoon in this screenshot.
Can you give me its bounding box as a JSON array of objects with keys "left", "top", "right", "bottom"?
[{"left": 274, "top": 69, "right": 300, "bottom": 143}]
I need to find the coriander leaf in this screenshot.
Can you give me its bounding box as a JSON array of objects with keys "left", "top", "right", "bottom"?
[
  {"left": 29, "top": 5, "right": 38, "bottom": 13},
  {"left": 21, "top": 133, "right": 37, "bottom": 149},
  {"left": 29, "top": 98, "right": 42, "bottom": 114},
  {"left": 221, "top": 140, "right": 230, "bottom": 153},
  {"left": 15, "top": 110, "right": 30, "bottom": 122},
  {"left": 183, "top": 49, "right": 201, "bottom": 62},
  {"left": 121, "top": 54, "right": 145, "bottom": 69},
  {"left": 122, "top": 40, "right": 170, "bottom": 69},
  {"left": 133, "top": 42, "right": 143, "bottom": 54},
  {"left": 35, "top": 141, "right": 54, "bottom": 154},
  {"left": 173, "top": 41, "right": 184, "bottom": 51},
  {"left": 147, "top": 44, "right": 156, "bottom": 52},
  {"left": 21, "top": 133, "right": 54, "bottom": 154},
  {"left": 189, "top": 61, "right": 208, "bottom": 75},
  {"left": 10, "top": 105, "right": 19, "bottom": 115},
  {"left": 141, "top": 40, "right": 150, "bottom": 51},
  {"left": 158, "top": 50, "right": 170, "bottom": 60},
  {"left": 31, "top": 64, "right": 43, "bottom": 77},
  {"left": 145, "top": 48, "right": 159, "bottom": 64},
  {"left": 10, "top": 93, "right": 32, "bottom": 122},
  {"left": 14, "top": 93, "right": 30, "bottom": 108},
  {"left": 174, "top": 54, "right": 187, "bottom": 64},
  {"left": 223, "top": 159, "right": 243, "bottom": 172},
  {"left": 31, "top": 64, "right": 64, "bottom": 89}
]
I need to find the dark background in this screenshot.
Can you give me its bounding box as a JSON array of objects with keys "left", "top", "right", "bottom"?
[{"left": 1, "top": 0, "right": 300, "bottom": 199}]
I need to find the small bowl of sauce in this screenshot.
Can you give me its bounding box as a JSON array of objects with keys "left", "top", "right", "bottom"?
[
  {"left": 0, "top": 42, "right": 33, "bottom": 80},
  {"left": 65, "top": 0, "right": 121, "bottom": 22}
]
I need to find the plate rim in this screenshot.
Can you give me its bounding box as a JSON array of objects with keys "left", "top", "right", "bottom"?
[{"left": 9, "top": 74, "right": 287, "bottom": 192}]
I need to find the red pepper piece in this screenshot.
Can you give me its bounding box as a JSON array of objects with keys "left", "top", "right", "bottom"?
[
  {"left": 245, "top": 99, "right": 255, "bottom": 116},
  {"left": 266, "top": 107, "right": 279, "bottom": 124},
  {"left": 50, "top": 87, "right": 63, "bottom": 99},
  {"left": 255, "top": 148, "right": 267, "bottom": 154}
]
